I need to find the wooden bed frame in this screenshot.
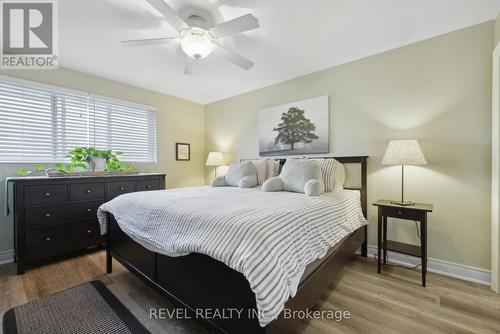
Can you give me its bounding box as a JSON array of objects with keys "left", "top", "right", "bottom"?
[{"left": 105, "top": 156, "right": 368, "bottom": 334}]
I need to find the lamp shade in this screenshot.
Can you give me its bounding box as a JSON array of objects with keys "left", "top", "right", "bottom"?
[
  {"left": 381, "top": 140, "right": 427, "bottom": 165},
  {"left": 206, "top": 152, "right": 224, "bottom": 166}
]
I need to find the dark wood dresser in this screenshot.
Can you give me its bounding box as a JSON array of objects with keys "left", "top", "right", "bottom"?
[{"left": 8, "top": 173, "right": 165, "bottom": 274}]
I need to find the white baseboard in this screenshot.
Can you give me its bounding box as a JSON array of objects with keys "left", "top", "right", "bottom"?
[
  {"left": 362, "top": 245, "right": 491, "bottom": 286},
  {"left": 0, "top": 249, "right": 14, "bottom": 265}
]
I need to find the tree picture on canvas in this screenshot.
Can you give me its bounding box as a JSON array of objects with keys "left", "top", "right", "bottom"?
[{"left": 259, "top": 95, "right": 329, "bottom": 156}]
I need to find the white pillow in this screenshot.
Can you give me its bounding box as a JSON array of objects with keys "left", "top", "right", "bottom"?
[
  {"left": 311, "top": 158, "right": 345, "bottom": 191},
  {"left": 304, "top": 179, "right": 325, "bottom": 196},
  {"left": 262, "top": 176, "right": 283, "bottom": 192},
  {"left": 212, "top": 161, "right": 258, "bottom": 188},
  {"left": 210, "top": 176, "right": 227, "bottom": 187},
  {"left": 250, "top": 159, "right": 280, "bottom": 185},
  {"left": 280, "top": 159, "right": 323, "bottom": 194}
]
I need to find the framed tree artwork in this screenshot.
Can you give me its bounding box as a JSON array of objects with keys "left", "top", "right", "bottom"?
[
  {"left": 259, "top": 96, "right": 329, "bottom": 156},
  {"left": 176, "top": 143, "right": 190, "bottom": 161}
]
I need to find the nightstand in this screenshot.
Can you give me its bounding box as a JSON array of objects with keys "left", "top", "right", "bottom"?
[{"left": 372, "top": 200, "right": 433, "bottom": 286}]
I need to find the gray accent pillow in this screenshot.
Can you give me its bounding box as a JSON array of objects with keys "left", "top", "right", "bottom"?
[
  {"left": 224, "top": 161, "right": 258, "bottom": 188},
  {"left": 304, "top": 179, "right": 325, "bottom": 196},
  {"left": 239, "top": 175, "right": 258, "bottom": 188},
  {"left": 262, "top": 176, "right": 283, "bottom": 192},
  {"left": 280, "top": 159, "right": 322, "bottom": 193},
  {"left": 210, "top": 176, "right": 227, "bottom": 187}
]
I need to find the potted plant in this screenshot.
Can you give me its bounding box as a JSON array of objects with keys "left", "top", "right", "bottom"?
[{"left": 67, "top": 147, "right": 122, "bottom": 172}]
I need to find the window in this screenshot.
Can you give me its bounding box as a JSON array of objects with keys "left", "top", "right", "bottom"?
[{"left": 0, "top": 76, "right": 157, "bottom": 163}]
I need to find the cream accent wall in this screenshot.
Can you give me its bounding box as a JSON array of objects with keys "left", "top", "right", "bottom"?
[
  {"left": 491, "top": 14, "right": 500, "bottom": 292},
  {"left": 0, "top": 67, "right": 205, "bottom": 254},
  {"left": 496, "top": 13, "right": 500, "bottom": 46},
  {"left": 205, "top": 22, "right": 494, "bottom": 270}
]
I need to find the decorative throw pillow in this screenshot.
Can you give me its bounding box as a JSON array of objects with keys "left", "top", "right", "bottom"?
[
  {"left": 304, "top": 179, "right": 325, "bottom": 196},
  {"left": 279, "top": 159, "right": 323, "bottom": 194},
  {"left": 239, "top": 175, "right": 257, "bottom": 188},
  {"left": 272, "top": 159, "right": 280, "bottom": 175},
  {"left": 311, "top": 158, "right": 345, "bottom": 191},
  {"left": 250, "top": 159, "right": 281, "bottom": 185},
  {"left": 210, "top": 176, "right": 227, "bottom": 187},
  {"left": 262, "top": 176, "right": 283, "bottom": 192},
  {"left": 211, "top": 161, "right": 258, "bottom": 188}
]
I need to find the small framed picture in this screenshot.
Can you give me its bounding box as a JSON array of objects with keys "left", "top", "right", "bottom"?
[{"left": 176, "top": 143, "right": 190, "bottom": 161}]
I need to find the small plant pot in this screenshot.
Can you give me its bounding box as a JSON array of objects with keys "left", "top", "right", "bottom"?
[{"left": 90, "top": 156, "right": 106, "bottom": 172}]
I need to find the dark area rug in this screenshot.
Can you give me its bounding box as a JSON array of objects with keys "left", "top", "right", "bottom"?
[{"left": 2, "top": 280, "right": 150, "bottom": 334}]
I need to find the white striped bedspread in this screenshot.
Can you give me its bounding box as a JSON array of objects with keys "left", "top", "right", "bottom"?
[{"left": 97, "top": 186, "right": 367, "bottom": 327}]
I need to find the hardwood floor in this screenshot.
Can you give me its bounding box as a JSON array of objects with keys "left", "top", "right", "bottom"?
[{"left": 1, "top": 252, "right": 499, "bottom": 334}]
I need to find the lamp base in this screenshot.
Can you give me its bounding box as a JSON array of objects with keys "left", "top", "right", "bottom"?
[{"left": 390, "top": 200, "right": 415, "bottom": 206}]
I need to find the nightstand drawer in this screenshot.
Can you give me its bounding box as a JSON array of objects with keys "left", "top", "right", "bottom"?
[{"left": 382, "top": 206, "right": 425, "bottom": 220}]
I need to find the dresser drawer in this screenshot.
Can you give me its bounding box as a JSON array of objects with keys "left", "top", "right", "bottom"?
[
  {"left": 24, "top": 201, "right": 103, "bottom": 228},
  {"left": 25, "top": 221, "right": 104, "bottom": 260},
  {"left": 106, "top": 181, "right": 135, "bottom": 198},
  {"left": 382, "top": 206, "right": 425, "bottom": 221},
  {"left": 24, "top": 185, "right": 68, "bottom": 206},
  {"left": 135, "top": 179, "right": 160, "bottom": 192},
  {"left": 70, "top": 183, "right": 105, "bottom": 201}
]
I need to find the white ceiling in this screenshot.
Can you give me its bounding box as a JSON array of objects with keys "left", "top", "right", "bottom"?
[{"left": 60, "top": 0, "right": 500, "bottom": 104}]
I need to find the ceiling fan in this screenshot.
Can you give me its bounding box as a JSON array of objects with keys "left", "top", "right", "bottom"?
[{"left": 122, "top": 0, "right": 260, "bottom": 74}]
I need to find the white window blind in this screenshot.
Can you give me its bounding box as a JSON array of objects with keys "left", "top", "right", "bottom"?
[
  {"left": 89, "top": 97, "right": 156, "bottom": 163},
  {"left": 0, "top": 77, "right": 157, "bottom": 163}
]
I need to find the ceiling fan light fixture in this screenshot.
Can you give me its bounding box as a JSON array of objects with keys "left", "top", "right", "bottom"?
[{"left": 180, "top": 28, "right": 214, "bottom": 59}]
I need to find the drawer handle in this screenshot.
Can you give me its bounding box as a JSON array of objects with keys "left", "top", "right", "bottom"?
[
  {"left": 146, "top": 185, "right": 152, "bottom": 189},
  {"left": 45, "top": 213, "right": 51, "bottom": 218},
  {"left": 87, "top": 229, "right": 92, "bottom": 234},
  {"left": 44, "top": 192, "right": 51, "bottom": 197},
  {"left": 119, "top": 186, "right": 124, "bottom": 191},
  {"left": 87, "top": 208, "right": 92, "bottom": 213},
  {"left": 398, "top": 211, "right": 402, "bottom": 215},
  {"left": 45, "top": 236, "right": 52, "bottom": 242},
  {"left": 85, "top": 189, "right": 92, "bottom": 194}
]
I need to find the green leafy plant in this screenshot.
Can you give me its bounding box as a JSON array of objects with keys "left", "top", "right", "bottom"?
[
  {"left": 55, "top": 162, "right": 74, "bottom": 173},
  {"left": 66, "top": 147, "right": 122, "bottom": 171},
  {"left": 16, "top": 168, "right": 28, "bottom": 176},
  {"left": 65, "top": 147, "right": 135, "bottom": 172},
  {"left": 16, "top": 164, "right": 46, "bottom": 176},
  {"left": 15, "top": 147, "right": 138, "bottom": 177}
]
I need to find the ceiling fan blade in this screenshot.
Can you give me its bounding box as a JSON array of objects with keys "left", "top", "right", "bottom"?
[
  {"left": 121, "top": 37, "right": 176, "bottom": 47},
  {"left": 184, "top": 57, "right": 196, "bottom": 75},
  {"left": 209, "top": 14, "right": 259, "bottom": 37},
  {"left": 212, "top": 43, "right": 254, "bottom": 70},
  {"left": 146, "top": 0, "right": 189, "bottom": 30}
]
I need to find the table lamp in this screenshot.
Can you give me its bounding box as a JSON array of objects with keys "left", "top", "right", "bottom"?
[
  {"left": 206, "top": 152, "right": 224, "bottom": 178},
  {"left": 381, "top": 140, "right": 427, "bottom": 206}
]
